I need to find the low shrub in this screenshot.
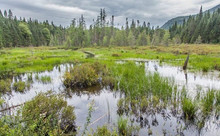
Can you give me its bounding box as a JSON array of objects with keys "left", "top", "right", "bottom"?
[
  {"left": 0, "top": 91, "right": 76, "bottom": 135},
  {"left": 63, "top": 62, "right": 114, "bottom": 88},
  {"left": 22, "top": 91, "right": 76, "bottom": 134},
  {"left": 13, "top": 81, "right": 26, "bottom": 92},
  {"left": 0, "top": 79, "right": 11, "bottom": 93}
]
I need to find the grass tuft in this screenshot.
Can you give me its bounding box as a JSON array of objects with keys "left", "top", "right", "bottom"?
[
  {"left": 201, "top": 90, "right": 215, "bottom": 115},
  {"left": 40, "top": 76, "right": 51, "bottom": 84},
  {"left": 182, "top": 97, "right": 197, "bottom": 120},
  {"left": 13, "top": 81, "right": 26, "bottom": 92},
  {"left": 117, "top": 116, "right": 129, "bottom": 135},
  {"left": 0, "top": 79, "right": 11, "bottom": 93}
]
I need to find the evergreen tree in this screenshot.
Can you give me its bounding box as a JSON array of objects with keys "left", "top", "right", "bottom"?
[
  {"left": 0, "top": 10, "right": 3, "bottom": 17},
  {"left": 195, "top": 35, "right": 202, "bottom": 44},
  {"left": 8, "top": 9, "right": 13, "bottom": 20},
  {"left": 128, "top": 30, "right": 135, "bottom": 46},
  {"left": 42, "top": 28, "right": 51, "bottom": 46},
  {"left": 169, "top": 6, "right": 220, "bottom": 44},
  {"left": 4, "top": 10, "right": 7, "bottom": 18},
  {"left": 0, "top": 27, "right": 3, "bottom": 48},
  {"left": 199, "top": 6, "right": 203, "bottom": 19},
  {"left": 18, "top": 22, "right": 32, "bottom": 46},
  {"left": 125, "top": 18, "right": 129, "bottom": 35},
  {"left": 1, "top": 7, "right": 220, "bottom": 48}
]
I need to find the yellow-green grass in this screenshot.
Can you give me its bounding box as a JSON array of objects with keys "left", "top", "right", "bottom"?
[
  {"left": 0, "top": 44, "right": 219, "bottom": 78},
  {"left": 80, "top": 44, "right": 220, "bottom": 72}
]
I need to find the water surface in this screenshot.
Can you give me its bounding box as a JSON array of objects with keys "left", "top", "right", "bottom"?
[{"left": 1, "top": 61, "right": 220, "bottom": 136}]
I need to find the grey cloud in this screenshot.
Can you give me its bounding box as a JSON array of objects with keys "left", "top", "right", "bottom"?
[{"left": 0, "top": 0, "right": 219, "bottom": 27}]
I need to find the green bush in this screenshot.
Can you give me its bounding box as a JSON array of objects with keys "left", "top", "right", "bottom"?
[
  {"left": 22, "top": 91, "right": 76, "bottom": 135},
  {"left": 13, "top": 81, "right": 26, "bottom": 92},
  {"left": 0, "top": 79, "right": 11, "bottom": 93},
  {"left": 0, "top": 91, "right": 76, "bottom": 135},
  {"left": 63, "top": 62, "right": 113, "bottom": 88}
]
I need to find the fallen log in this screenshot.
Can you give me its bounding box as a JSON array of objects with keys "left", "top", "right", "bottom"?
[
  {"left": 0, "top": 103, "right": 25, "bottom": 112},
  {"left": 83, "top": 51, "right": 95, "bottom": 58}
]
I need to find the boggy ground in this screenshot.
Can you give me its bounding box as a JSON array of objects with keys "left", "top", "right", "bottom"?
[
  {"left": 0, "top": 45, "right": 220, "bottom": 135},
  {"left": 0, "top": 44, "right": 219, "bottom": 78},
  {"left": 0, "top": 61, "right": 219, "bottom": 135}
]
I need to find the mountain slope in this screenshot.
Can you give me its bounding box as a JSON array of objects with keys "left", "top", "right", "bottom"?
[{"left": 161, "top": 4, "right": 220, "bottom": 29}]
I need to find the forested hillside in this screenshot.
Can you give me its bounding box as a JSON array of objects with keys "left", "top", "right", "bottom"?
[
  {"left": 0, "top": 7, "right": 220, "bottom": 48},
  {"left": 162, "top": 4, "right": 220, "bottom": 29},
  {"left": 169, "top": 7, "right": 220, "bottom": 43},
  {"left": 0, "top": 10, "right": 66, "bottom": 47}
]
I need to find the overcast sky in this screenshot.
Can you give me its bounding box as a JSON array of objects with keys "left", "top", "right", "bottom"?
[{"left": 0, "top": 0, "right": 219, "bottom": 27}]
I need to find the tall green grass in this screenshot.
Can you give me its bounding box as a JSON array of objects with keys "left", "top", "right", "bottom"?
[
  {"left": 201, "top": 90, "right": 215, "bottom": 115},
  {"left": 216, "top": 91, "right": 220, "bottom": 106},
  {"left": 40, "top": 76, "right": 51, "bottom": 84},
  {"left": 111, "top": 62, "right": 174, "bottom": 101},
  {"left": 0, "top": 45, "right": 219, "bottom": 79},
  {"left": 117, "top": 116, "right": 129, "bottom": 135},
  {"left": 182, "top": 98, "right": 197, "bottom": 120}
]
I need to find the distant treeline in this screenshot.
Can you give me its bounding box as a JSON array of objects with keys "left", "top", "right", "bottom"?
[
  {"left": 169, "top": 7, "right": 220, "bottom": 44},
  {"left": 0, "top": 10, "right": 66, "bottom": 47},
  {"left": 0, "top": 7, "right": 220, "bottom": 48},
  {"left": 66, "top": 9, "right": 171, "bottom": 47}
]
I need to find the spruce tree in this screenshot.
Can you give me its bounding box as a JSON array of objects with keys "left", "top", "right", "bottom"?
[
  {"left": 8, "top": 9, "right": 13, "bottom": 20},
  {"left": 4, "top": 10, "right": 7, "bottom": 18},
  {"left": 0, "top": 10, "right": 3, "bottom": 17}
]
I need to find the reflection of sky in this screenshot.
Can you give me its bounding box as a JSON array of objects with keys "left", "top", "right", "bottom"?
[
  {"left": 145, "top": 61, "right": 220, "bottom": 97},
  {"left": 3, "top": 64, "right": 73, "bottom": 106},
  {"left": 1, "top": 61, "right": 220, "bottom": 135}
]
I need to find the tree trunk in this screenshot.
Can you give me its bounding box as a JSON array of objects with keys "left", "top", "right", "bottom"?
[{"left": 183, "top": 54, "right": 189, "bottom": 70}]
